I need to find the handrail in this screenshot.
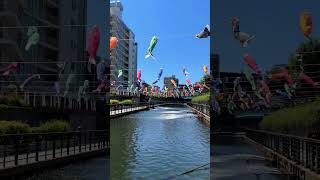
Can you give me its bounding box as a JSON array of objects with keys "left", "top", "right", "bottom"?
[
  {"left": 0, "top": 130, "right": 109, "bottom": 169},
  {"left": 187, "top": 103, "right": 210, "bottom": 116},
  {"left": 246, "top": 129, "right": 320, "bottom": 174},
  {"left": 109, "top": 103, "right": 154, "bottom": 116}
]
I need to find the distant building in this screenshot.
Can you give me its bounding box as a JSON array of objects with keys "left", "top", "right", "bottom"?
[
  {"left": 110, "top": 0, "right": 137, "bottom": 90},
  {"left": 164, "top": 75, "right": 179, "bottom": 91},
  {"left": 177, "top": 84, "right": 185, "bottom": 90}
]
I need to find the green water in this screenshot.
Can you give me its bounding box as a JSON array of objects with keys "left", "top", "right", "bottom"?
[{"left": 111, "top": 105, "right": 210, "bottom": 180}]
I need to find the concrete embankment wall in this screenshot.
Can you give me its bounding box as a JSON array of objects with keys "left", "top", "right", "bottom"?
[
  {"left": 244, "top": 136, "right": 320, "bottom": 180},
  {"left": 186, "top": 104, "right": 210, "bottom": 126}
]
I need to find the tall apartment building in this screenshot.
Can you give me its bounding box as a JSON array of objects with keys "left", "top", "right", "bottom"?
[
  {"left": 211, "top": 54, "right": 220, "bottom": 80},
  {"left": 110, "top": 0, "right": 137, "bottom": 90},
  {"left": 164, "top": 75, "right": 179, "bottom": 91},
  {"left": 0, "top": 0, "right": 109, "bottom": 95}
]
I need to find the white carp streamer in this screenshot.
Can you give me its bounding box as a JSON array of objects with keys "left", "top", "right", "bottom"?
[
  {"left": 78, "top": 80, "right": 89, "bottom": 101},
  {"left": 64, "top": 74, "right": 75, "bottom": 97},
  {"left": 20, "top": 74, "right": 40, "bottom": 91}
]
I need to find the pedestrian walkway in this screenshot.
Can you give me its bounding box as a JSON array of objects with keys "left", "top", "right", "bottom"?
[
  {"left": 211, "top": 134, "right": 284, "bottom": 180},
  {"left": 0, "top": 143, "right": 106, "bottom": 170}
]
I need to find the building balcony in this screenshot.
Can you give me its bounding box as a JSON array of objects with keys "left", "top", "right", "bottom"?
[
  {"left": 45, "top": 14, "right": 59, "bottom": 25},
  {"left": 42, "top": 34, "right": 58, "bottom": 47},
  {"left": 0, "top": 0, "right": 23, "bottom": 15},
  {"left": 33, "top": 63, "right": 58, "bottom": 74},
  {"left": 0, "top": 39, "right": 23, "bottom": 61},
  {"left": 46, "top": 0, "right": 59, "bottom": 7},
  {"left": 38, "top": 41, "right": 59, "bottom": 52},
  {"left": 0, "top": 12, "right": 22, "bottom": 29}
]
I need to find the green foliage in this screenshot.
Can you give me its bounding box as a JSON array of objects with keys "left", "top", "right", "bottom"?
[
  {"left": 0, "top": 120, "right": 31, "bottom": 135},
  {"left": 288, "top": 39, "right": 320, "bottom": 80},
  {"left": 260, "top": 101, "right": 320, "bottom": 134},
  {"left": 120, "top": 99, "right": 133, "bottom": 105},
  {"left": 32, "top": 119, "right": 70, "bottom": 133},
  {"left": 288, "top": 54, "right": 300, "bottom": 79},
  {"left": 0, "top": 96, "right": 24, "bottom": 106},
  {"left": 0, "top": 104, "right": 9, "bottom": 112},
  {"left": 191, "top": 93, "right": 210, "bottom": 104},
  {"left": 111, "top": 92, "right": 117, "bottom": 96},
  {"left": 110, "top": 99, "right": 120, "bottom": 105},
  {"left": 200, "top": 74, "right": 211, "bottom": 85}
]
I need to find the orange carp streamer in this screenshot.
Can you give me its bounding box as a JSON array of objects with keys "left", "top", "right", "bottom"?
[
  {"left": 110, "top": 37, "right": 118, "bottom": 49},
  {"left": 203, "top": 65, "right": 208, "bottom": 74},
  {"left": 300, "top": 12, "right": 312, "bottom": 38}
]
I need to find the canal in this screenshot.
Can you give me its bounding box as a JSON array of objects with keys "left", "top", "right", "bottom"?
[
  {"left": 211, "top": 135, "right": 286, "bottom": 180},
  {"left": 111, "top": 105, "right": 210, "bottom": 179}
]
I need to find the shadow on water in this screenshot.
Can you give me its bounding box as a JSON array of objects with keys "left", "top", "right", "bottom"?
[{"left": 211, "top": 135, "right": 288, "bottom": 180}]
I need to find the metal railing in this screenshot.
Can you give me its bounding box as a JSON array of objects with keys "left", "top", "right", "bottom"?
[
  {"left": 246, "top": 129, "right": 320, "bottom": 173},
  {"left": 21, "top": 92, "right": 97, "bottom": 112},
  {"left": 112, "top": 90, "right": 140, "bottom": 97},
  {"left": 0, "top": 130, "right": 108, "bottom": 169},
  {"left": 187, "top": 103, "right": 210, "bottom": 116},
  {"left": 109, "top": 103, "right": 153, "bottom": 116}
]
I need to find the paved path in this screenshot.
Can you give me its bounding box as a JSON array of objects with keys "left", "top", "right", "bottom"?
[
  {"left": 0, "top": 143, "right": 107, "bottom": 170},
  {"left": 211, "top": 134, "right": 283, "bottom": 180}
]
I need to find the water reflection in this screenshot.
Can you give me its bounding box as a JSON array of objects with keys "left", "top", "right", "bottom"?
[{"left": 111, "top": 105, "right": 210, "bottom": 180}]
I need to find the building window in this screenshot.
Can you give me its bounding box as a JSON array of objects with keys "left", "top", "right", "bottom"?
[
  {"left": 72, "top": 0, "right": 76, "bottom": 10},
  {"left": 0, "top": 29, "right": 3, "bottom": 38},
  {"left": 70, "top": 40, "right": 73, "bottom": 48},
  {"left": 71, "top": 19, "right": 75, "bottom": 32},
  {"left": 70, "top": 40, "right": 76, "bottom": 49},
  {"left": 0, "top": 0, "right": 6, "bottom": 10}
]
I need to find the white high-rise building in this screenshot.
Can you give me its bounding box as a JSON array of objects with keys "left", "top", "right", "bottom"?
[
  {"left": 110, "top": 0, "right": 137, "bottom": 91},
  {"left": 110, "top": 0, "right": 123, "bottom": 19}
]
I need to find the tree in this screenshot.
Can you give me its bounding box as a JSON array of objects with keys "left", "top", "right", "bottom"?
[
  {"left": 200, "top": 74, "right": 210, "bottom": 85},
  {"left": 288, "top": 39, "right": 320, "bottom": 81}
]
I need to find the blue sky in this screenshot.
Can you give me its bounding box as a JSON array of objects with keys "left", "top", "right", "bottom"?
[
  {"left": 212, "top": 0, "right": 320, "bottom": 73},
  {"left": 120, "top": 0, "right": 210, "bottom": 87}
]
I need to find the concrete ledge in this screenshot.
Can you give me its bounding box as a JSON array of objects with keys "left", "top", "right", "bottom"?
[
  {"left": 0, "top": 148, "right": 109, "bottom": 179},
  {"left": 244, "top": 136, "right": 320, "bottom": 180}
]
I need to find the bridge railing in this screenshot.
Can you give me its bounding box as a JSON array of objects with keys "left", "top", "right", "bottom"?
[
  {"left": 22, "top": 91, "right": 97, "bottom": 112},
  {"left": 0, "top": 130, "right": 108, "bottom": 169},
  {"left": 187, "top": 103, "right": 210, "bottom": 116},
  {"left": 246, "top": 129, "right": 320, "bottom": 174},
  {"left": 109, "top": 103, "right": 153, "bottom": 116},
  {"left": 115, "top": 90, "right": 140, "bottom": 97}
]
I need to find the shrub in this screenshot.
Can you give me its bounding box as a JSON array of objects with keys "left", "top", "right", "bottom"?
[
  {"left": 120, "top": 99, "right": 133, "bottom": 105},
  {"left": 0, "top": 96, "right": 24, "bottom": 106},
  {"left": 0, "top": 120, "right": 31, "bottom": 135},
  {"left": 0, "top": 104, "right": 9, "bottom": 112},
  {"left": 32, "top": 119, "right": 70, "bottom": 133},
  {"left": 260, "top": 100, "right": 320, "bottom": 134},
  {"left": 110, "top": 99, "right": 120, "bottom": 105},
  {"left": 191, "top": 93, "right": 210, "bottom": 104}
]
